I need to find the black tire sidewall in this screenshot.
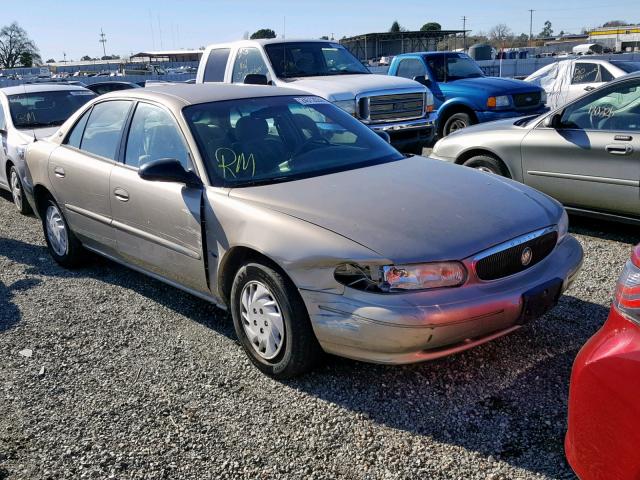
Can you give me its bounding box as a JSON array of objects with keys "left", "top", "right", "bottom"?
[
  {"left": 443, "top": 112, "right": 472, "bottom": 136},
  {"left": 230, "top": 262, "right": 317, "bottom": 378},
  {"left": 463, "top": 155, "right": 507, "bottom": 177}
]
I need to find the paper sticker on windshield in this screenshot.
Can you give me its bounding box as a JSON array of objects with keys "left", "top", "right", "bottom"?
[
  {"left": 294, "top": 96, "right": 330, "bottom": 105},
  {"left": 69, "top": 91, "right": 95, "bottom": 95}
]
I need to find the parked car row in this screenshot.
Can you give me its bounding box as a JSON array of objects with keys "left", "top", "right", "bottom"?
[{"left": 1, "top": 38, "right": 638, "bottom": 479}]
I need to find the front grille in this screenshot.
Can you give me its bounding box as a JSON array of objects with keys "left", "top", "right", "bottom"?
[
  {"left": 364, "top": 93, "right": 425, "bottom": 122},
  {"left": 513, "top": 91, "right": 541, "bottom": 109},
  {"left": 475, "top": 231, "right": 557, "bottom": 281}
]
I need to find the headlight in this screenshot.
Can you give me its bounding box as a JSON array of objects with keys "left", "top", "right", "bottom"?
[
  {"left": 540, "top": 90, "right": 548, "bottom": 105},
  {"left": 333, "top": 99, "right": 356, "bottom": 116},
  {"left": 487, "top": 95, "right": 511, "bottom": 108},
  {"left": 557, "top": 209, "right": 569, "bottom": 243},
  {"left": 335, "top": 262, "right": 467, "bottom": 292}
]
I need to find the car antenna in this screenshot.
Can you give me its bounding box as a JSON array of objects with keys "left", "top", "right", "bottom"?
[{"left": 21, "top": 78, "right": 37, "bottom": 143}]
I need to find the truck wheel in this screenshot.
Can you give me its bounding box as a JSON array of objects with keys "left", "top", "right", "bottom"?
[
  {"left": 9, "top": 166, "right": 32, "bottom": 215},
  {"left": 42, "top": 197, "right": 85, "bottom": 268},
  {"left": 462, "top": 155, "right": 508, "bottom": 177},
  {"left": 443, "top": 112, "right": 472, "bottom": 136},
  {"left": 230, "top": 262, "right": 322, "bottom": 378}
]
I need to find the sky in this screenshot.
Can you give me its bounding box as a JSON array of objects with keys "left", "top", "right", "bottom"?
[{"left": 4, "top": 0, "right": 639, "bottom": 61}]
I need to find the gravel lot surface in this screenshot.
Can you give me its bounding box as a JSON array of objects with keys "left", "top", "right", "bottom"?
[{"left": 1, "top": 190, "right": 638, "bottom": 480}]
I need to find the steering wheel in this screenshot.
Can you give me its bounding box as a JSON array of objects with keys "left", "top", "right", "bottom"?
[{"left": 289, "top": 137, "right": 331, "bottom": 162}]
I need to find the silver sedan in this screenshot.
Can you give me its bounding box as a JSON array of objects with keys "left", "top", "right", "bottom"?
[
  {"left": 431, "top": 72, "right": 640, "bottom": 225},
  {"left": 25, "top": 84, "right": 582, "bottom": 378}
]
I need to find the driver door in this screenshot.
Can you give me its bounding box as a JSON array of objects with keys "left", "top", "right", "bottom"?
[
  {"left": 521, "top": 77, "right": 640, "bottom": 217},
  {"left": 109, "top": 101, "right": 208, "bottom": 293}
]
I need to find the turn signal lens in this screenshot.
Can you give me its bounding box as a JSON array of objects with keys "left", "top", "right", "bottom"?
[
  {"left": 613, "top": 245, "right": 640, "bottom": 324},
  {"left": 487, "top": 97, "right": 497, "bottom": 108}
]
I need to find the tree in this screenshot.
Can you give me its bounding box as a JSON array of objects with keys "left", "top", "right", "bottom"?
[
  {"left": 489, "top": 23, "right": 513, "bottom": 45},
  {"left": 19, "top": 51, "right": 33, "bottom": 67},
  {"left": 250, "top": 28, "right": 276, "bottom": 40},
  {"left": 539, "top": 20, "right": 553, "bottom": 38},
  {"left": 101, "top": 54, "right": 120, "bottom": 60},
  {"left": 320, "top": 35, "right": 329, "bottom": 40},
  {"left": 602, "top": 20, "right": 627, "bottom": 27},
  {"left": 45, "top": 58, "right": 55, "bottom": 63},
  {"left": 389, "top": 21, "right": 406, "bottom": 33},
  {"left": 81, "top": 55, "right": 94, "bottom": 61},
  {"left": 0, "top": 22, "right": 40, "bottom": 68},
  {"left": 421, "top": 22, "right": 441, "bottom": 32}
]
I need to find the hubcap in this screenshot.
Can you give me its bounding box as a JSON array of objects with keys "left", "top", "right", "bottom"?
[
  {"left": 448, "top": 119, "right": 468, "bottom": 133},
  {"left": 10, "top": 170, "right": 22, "bottom": 210},
  {"left": 475, "top": 166, "right": 496, "bottom": 174},
  {"left": 240, "top": 281, "right": 285, "bottom": 360},
  {"left": 45, "top": 204, "right": 68, "bottom": 257}
]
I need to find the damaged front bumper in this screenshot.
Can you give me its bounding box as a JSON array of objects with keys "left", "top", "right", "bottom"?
[{"left": 300, "top": 235, "right": 583, "bottom": 364}]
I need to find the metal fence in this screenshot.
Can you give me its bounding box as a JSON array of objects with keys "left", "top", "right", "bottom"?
[{"left": 0, "top": 74, "right": 196, "bottom": 89}]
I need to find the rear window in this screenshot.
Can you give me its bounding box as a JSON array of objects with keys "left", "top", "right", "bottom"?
[
  {"left": 203, "top": 48, "right": 231, "bottom": 82},
  {"left": 611, "top": 61, "right": 640, "bottom": 74}
]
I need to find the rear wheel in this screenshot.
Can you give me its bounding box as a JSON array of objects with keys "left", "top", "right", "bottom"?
[
  {"left": 42, "top": 198, "right": 85, "bottom": 268},
  {"left": 462, "top": 154, "right": 508, "bottom": 177},
  {"left": 230, "top": 262, "right": 322, "bottom": 378},
  {"left": 9, "top": 166, "right": 32, "bottom": 215},
  {"left": 442, "top": 112, "right": 473, "bottom": 136}
]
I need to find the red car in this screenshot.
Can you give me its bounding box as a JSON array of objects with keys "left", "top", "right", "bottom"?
[{"left": 566, "top": 243, "right": 640, "bottom": 479}]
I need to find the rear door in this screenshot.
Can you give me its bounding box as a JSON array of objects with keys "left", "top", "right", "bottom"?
[
  {"left": 48, "top": 100, "right": 133, "bottom": 251},
  {"left": 521, "top": 77, "right": 640, "bottom": 218},
  {"left": 109, "top": 101, "right": 208, "bottom": 293}
]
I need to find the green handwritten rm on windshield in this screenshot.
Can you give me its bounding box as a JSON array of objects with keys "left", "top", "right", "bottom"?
[{"left": 215, "top": 148, "right": 256, "bottom": 178}]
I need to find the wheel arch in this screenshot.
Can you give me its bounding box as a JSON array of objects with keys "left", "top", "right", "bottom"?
[
  {"left": 32, "top": 183, "right": 55, "bottom": 218},
  {"left": 455, "top": 149, "right": 512, "bottom": 178}
]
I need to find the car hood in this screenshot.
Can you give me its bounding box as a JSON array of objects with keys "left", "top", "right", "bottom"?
[
  {"left": 228, "top": 156, "right": 561, "bottom": 263},
  {"left": 276, "top": 74, "right": 426, "bottom": 101},
  {"left": 15, "top": 126, "right": 59, "bottom": 143},
  {"left": 447, "top": 77, "right": 542, "bottom": 96}
]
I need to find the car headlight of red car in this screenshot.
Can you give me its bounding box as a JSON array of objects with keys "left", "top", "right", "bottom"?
[
  {"left": 613, "top": 245, "right": 640, "bottom": 324},
  {"left": 335, "top": 262, "right": 467, "bottom": 292}
]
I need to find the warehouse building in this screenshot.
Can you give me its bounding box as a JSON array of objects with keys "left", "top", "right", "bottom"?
[
  {"left": 340, "top": 29, "right": 467, "bottom": 61},
  {"left": 588, "top": 25, "right": 640, "bottom": 52}
]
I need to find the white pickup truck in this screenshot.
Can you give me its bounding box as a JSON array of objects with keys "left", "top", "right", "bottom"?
[{"left": 195, "top": 39, "right": 436, "bottom": 152}]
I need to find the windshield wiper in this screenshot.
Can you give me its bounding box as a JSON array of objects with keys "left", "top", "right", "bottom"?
[{"left": 18, "top": 121, "right": 62, "bottom": 128}]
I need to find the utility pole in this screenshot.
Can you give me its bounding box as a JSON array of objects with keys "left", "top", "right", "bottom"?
[
  {"left": 529, "top": 10, "right": 535, "bottom": 47},
  {"left": 99, "top": 28, "right": 107, "bottom": 58},
  {"left": 462, "top": 16, "right": 467, "bottom": 51}
]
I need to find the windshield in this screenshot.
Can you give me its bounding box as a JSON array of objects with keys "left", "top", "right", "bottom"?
[
  {"left": 264, "top": 42, "right": 370, "bottom": 78},
  {"left": 8, "top": 89, "right": 96, "bottom": 129},
  {"left": 184, "top": 95, "right": 402, "bottom": 187},
  {"left": 425, "top": 53, "right": 485, "bottom": 82},
  {"left": 611, "top": 61, "right": 640, "bottom": 74}
]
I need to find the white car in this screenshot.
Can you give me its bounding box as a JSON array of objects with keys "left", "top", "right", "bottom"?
[
  {"left": 525, "top": 59, "right": 640, "bottom": 108},
  {"left": 195, "top": 39, "right": 436, "bottom": 153},
  {"left": 0, "top": 84, "right": 96, "bottom": 213}
]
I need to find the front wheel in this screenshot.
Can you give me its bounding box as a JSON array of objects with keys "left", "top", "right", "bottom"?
[
  {"left": 230, "top": 262, "right": 322, "bottom": 378},
  {"left": 9, "top": 166, "right": 32, "bottom": 215},
  {"left": 442, "top": 112, "right": 473, "bottom": 136},
  {"left": 462, "top": 155, "right": 508, "bottom": 177},
  {"left": 42, "top": 198, "right": 85, "bottom": 268}
]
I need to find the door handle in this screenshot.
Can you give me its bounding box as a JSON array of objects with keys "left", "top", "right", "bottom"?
[
  {"left": 605, "top": 144, "right": 633, "bottom": 156},
  {"left": 113, "top": 187, "right": 129, "bottom": 202},
  {"left": 53, "top": 166, "right": 65, "bottom": 178},
  {"left": 584, "top": 86, "right": 596, "bottom": 92}
]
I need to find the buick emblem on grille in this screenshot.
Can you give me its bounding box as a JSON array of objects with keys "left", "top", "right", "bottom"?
[{"left": 521, "top": 247, "right": 533, "bottom": 266}]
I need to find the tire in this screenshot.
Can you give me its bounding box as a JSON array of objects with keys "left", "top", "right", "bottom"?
[
  {"left": 230, "top": 262, "right": 322, "bottom": 378},
  {"left": 9, "top": 166, "right": 32, "bottom": 215},
  {"left": 42, "top": 197, "right": 85, "bottom": 268},
  {"left": 442, "top": 112, "right": 473, "bottom": 137},
  {"left": 462, "top": 154, "right": 509, "bottom": 177}
]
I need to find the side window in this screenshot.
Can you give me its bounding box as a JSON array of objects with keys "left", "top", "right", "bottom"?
[
  {"left": 203, "top": 48, "right": 231, "bottom": 82},
  {"left": 425, "top": 55, "right": 446, "bottom": 82},
  {"left": 232, "top": 47, "right": 269, "bottom": 83},
  {"left": 561, "top": 80, "right": 640, "bottom": 131},
  {"left": 396, "top": 58, "right": 426, "bottom": 80},
  {"left": 79, "top": 101, "right": 131, "bottom": 160},
  {"left": 572, "top": 63, "right": 599, "bottom": 84},
  {"left": 600, "top": 66, "right": 614, "bottom": 82},
  {"left": 65, "top": 109, "right": 91, "bottom": 148},
  {"left": 124, "top": 103, "right": 190, "bottom": 169}
]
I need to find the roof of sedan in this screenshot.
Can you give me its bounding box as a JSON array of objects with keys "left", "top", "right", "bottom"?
[
  {"left": 0, "top": 83, "right": 91, "bottom": 95},
  {"left": 102, "top": 83, "right": 311, "bottom": 106}
]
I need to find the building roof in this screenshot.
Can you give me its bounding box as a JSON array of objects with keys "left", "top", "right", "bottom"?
[
  {"left": 341, "top": 29, "right": 467, "bottom": 42},
  {"left": 131, "top": 49, "right": 204, "bottom": 58}
]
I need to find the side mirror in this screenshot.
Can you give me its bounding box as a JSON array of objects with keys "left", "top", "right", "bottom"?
[
  {"left": 244, "top": 74, "right": 269, "bottom": 85},
  {"left": 413, "top": 75, "right": 431, "bottom": 87},
  {"left": 374, "top": 130, "right": 391, "bottom": 143},
  {"left": 543, "top": 112, "right": 563, "bottom": 129},
  {"left": 138, "top": 158, "right": 203, "bottom": 188}
]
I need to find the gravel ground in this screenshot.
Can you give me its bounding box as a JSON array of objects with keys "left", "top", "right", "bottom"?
[{"left": 1, "top": 190, "right": 639, "bottom": 480}]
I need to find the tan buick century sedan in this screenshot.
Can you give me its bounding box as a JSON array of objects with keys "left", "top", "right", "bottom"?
[{"left": 24, "top": 84, "right": 583, "bottom": 378}]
